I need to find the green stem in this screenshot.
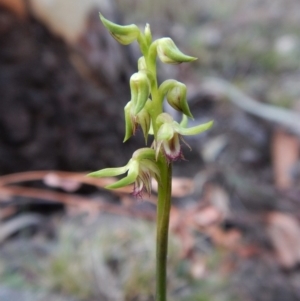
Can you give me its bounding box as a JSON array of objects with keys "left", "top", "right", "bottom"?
[
  {"left": 156, "top": 157, "right": 172, "bottom": 301},
  {"left": 144, "top": 39, "right": 172, "bottom": 300}
]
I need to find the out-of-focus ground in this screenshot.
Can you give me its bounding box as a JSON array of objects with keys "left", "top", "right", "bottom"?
[{"left": 0, "top": 0, "right": 300, "bottom": 300}]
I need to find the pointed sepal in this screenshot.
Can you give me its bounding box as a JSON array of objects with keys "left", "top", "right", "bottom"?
[
  {"left": 87, "top": 164, "right": 129, "bottom": 178},
  {"left": 105, "top": 161, "right": 139, "bottom": 189},
  {"left": 156, "top": 38, "right": 197, "bottom": 64},
  {"left": 175, "top": 120, "right": 214, "bottom": 136},
  {"left": 100, "top": 14, "right": 140, "bottom": 45},
  {"left": 123, "top": 101, "right": 134, "bottom": 142},
  {"left": 136, "top": 106, "right": 151, "bottom": 144},
  {"left": 166, "top": 83, "right": 193, "bottom": 118}
]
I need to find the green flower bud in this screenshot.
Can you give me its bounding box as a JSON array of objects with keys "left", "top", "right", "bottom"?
[
  {"left": 99, "top": 14, "right": 140, "bottom": 45},
  {"left": 166, "top": 82, "right": 193, "bottom": 118},
  {"left": 156, "top": 38, "right": 197, "bottom": 64},
  {"left": 130, "top": 71, "right": 151, "bottom": 115},
  {"left": 123, "top": 100, "right": 152, "bottom": 143}
]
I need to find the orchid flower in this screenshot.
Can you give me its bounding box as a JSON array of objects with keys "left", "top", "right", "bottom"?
[
  {"left": 156, "top": 113, "right": 213, "bottom": 162},
  {"left": 88, "top": 148, "right": 159, "bottom": 198}
]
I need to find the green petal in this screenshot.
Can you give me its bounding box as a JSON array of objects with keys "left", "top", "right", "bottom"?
[
  {"left": 132, "top": 148, "right": 156, "bottom": 161},
  {"left": 176, "top": 120, "right": 214, "bottom": 136},
  {"left": 87, "top": 165, "right": 129, "bottom": 178},
  {"left": 105, "top": 165, "right": 139, "bottom": 189},
  {"left": 141, "top": 159, "right": 160, "bottom": 179},
  {"left": 123, "top": 102, "right": 134, "bottom": 142},
  {"left": 137, "top": 108, "right": 151, "bottom": 144},
  {"left": 100, "top": 14, "right": 140, "bottom": 45},
  {"left": 156, "top": 113, "right": 173, "bottom": 124},
  {"left": 179, "top": 114, "right": 188, "bottom": 128},
  {"left": 157, "top": 123, "right": 174, "bottom": 141}
]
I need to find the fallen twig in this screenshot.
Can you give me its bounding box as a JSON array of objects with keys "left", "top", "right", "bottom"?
[
  {"left": 0, "top": 213, "right": 44, "bottom": 244},
  {"left": 201, "top": 77, "right": 300, "bottom": 135}
]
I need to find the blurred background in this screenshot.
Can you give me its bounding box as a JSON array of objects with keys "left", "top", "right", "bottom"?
[{"left": 0, "top": 0, "right": 300, "bottom": 300}]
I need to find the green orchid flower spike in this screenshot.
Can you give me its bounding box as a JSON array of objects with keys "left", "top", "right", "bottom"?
[{"left": 89, "top": 14, "right": 213, "bottom": 301}]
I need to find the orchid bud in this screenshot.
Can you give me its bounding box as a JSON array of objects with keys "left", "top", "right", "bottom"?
[
  {"left": 124, "top": 100, "right": 151, "bottom": 143},
  {"left": 156, "top": 38, "right": 197, "bottom": 64},
  {"left": 166, "top": 83, "right": 193, "bottom": 118},
  {"left": 130, "top": 71, "right": 151, "bottom": 115},
  {"left": 100, "top": 14, "right": 140, "bottom": 45}
]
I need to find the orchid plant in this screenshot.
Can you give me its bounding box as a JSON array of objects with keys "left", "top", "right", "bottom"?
[{"left": 88, "top": 14, "right": 213, "bottom": 301}]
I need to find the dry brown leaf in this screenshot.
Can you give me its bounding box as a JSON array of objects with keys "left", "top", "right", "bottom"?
[
  {"left": 236, "top": 244, "right": 261, "bottom": 258},
  {"left": 190, "top": 256, "right": 206, "bottom": 279},
  {"left": 152, "top": 177, "right": 194, "bottom": 197},
  {"left": 0, "top": 214, "right": 44, "bottom": 244},
  {"left": 171, "top": 177, "right": 194, "bottom": 197},
  {"left": 169, "top": 207, "right": 181, "bottom": 232},
  {"left": 205, "top": 184, "right": 230, "bottom": 217},
  {"left": 267, "top": 212, "right": 300, "bottom": 268},
  {"left": 0, "top": 0, "right": 27, "bottom": 18},
  {"left": 272, "top": 130, "right": 299, "bottom": 189},
  {"left": 192, "top": 206, "right": 222, "bottom": 228},
  {"left": 169, "top": 208, "right": 195, "bottom": 257},
  {"left": 43, "top": 173, "right": 82, "bottom": 192},
  {"left": 0, "top": 207, "right": 16, "bottom": 220},
  {"left": 206, "top": 226, "right": 241, "bottom": 250}
]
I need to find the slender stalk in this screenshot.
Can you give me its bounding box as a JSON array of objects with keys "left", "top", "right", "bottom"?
[
  {"left": 156, "top": 158, "right": 172, "bottom": 301},
  {"left": 146, "top": 41, "right": 172, "bottom": 301},
  {"left": 97, "top": 15, "right": 211, "bottom": 301}
]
